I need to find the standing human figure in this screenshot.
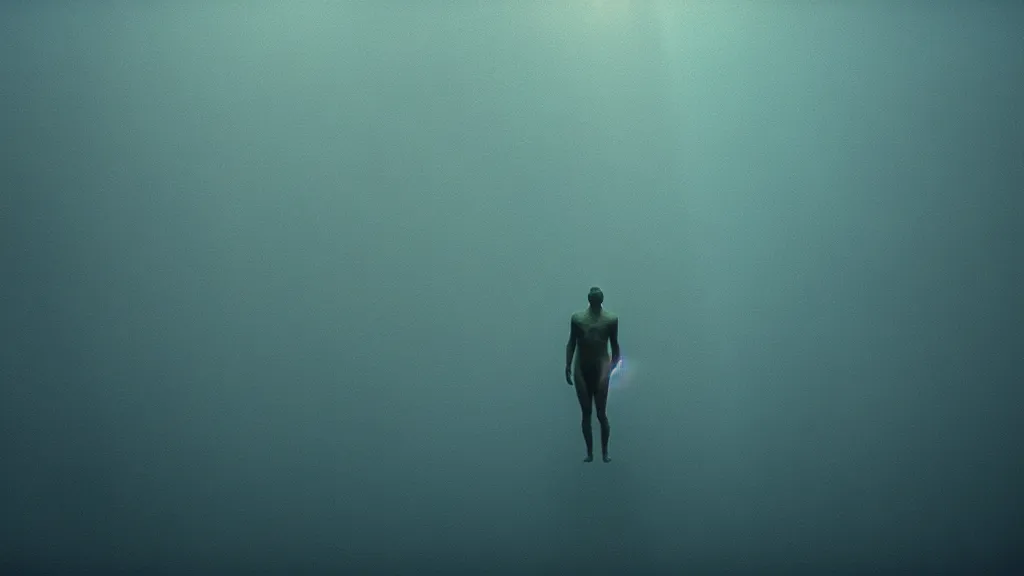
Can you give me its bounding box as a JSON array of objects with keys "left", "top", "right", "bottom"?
[{"left": 565, "top": 287, "right": 620, "bottom": 463}]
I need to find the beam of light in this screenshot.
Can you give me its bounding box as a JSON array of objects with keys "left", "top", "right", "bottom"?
[{"left": 588, "top": 0, "right": 632, "bottom": 26}]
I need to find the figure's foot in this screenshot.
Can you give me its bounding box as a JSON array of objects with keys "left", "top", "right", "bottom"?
[
  {"left": 584, "top": 454, "right": 594, "bottom": 463},
  {"left": 602, "top": 454, "right": 612, "bottom": 463}
]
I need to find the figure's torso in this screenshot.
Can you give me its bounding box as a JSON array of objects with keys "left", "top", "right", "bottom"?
[{"left": 572, "top": 308, "right": 616, "bottom": 366}]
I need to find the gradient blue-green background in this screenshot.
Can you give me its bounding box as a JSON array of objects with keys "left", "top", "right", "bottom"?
[{"left": 3, "top": 2, "right": 1022, "bottom": 574}]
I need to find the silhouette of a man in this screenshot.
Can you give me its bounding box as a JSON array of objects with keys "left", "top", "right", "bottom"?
[{"left": 565, "top": 287, "right": 620, "bottom": 463}]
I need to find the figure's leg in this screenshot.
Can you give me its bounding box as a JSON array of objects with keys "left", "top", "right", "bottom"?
[
  {"left": 594, "top": 364, "right": 611, "bottom": 462},
  {"left": 574, "top": 369, "right": 594, "bottom": 462}
]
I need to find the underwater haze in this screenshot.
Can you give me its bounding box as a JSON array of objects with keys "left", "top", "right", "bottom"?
[{"left": 2, "top": 2, "right": 1022, "bottom": 574}]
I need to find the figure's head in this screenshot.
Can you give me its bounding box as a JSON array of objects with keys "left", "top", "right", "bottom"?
[{"left": 587, "top": 286, "right": 604, "bottom": 307}]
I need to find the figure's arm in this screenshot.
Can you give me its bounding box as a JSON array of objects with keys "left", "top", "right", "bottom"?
[
  {"left": 566, "top": 317, "right": 580, "bottom": 369},
  {"left": 609, "top": 318, "right": 620, "bottom": 368}
]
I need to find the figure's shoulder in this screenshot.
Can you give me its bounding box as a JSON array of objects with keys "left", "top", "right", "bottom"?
[
  {"left": 603, "top": 310, "right": 618, "bottom": 324},
  {"left": 571, "top": 309, "right": 594, "bottom": 326}
]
